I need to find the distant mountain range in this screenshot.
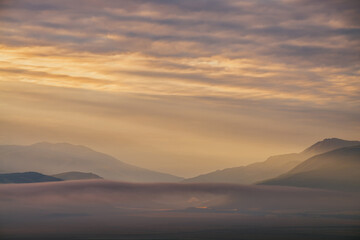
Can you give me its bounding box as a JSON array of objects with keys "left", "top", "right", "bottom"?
[
  {"left": 0, "top": 142, "right": 183, "bottom": 182},
  {"left": 0, "top": 172, "right": 62, "bottom": 184},
  {"left": 184, "top": 138, "right": 360, "bottom": 185},
  {"left": 0, "top": 171, "right": 103, "bottom": 184},
  {"left": 0, "top": 138, "right": 359, "bottom": 190},
  {"left": 52, "top": 171, "right": 103, "bottom": 181},
  {"left": 259, "top": 145, "right": 360, "bottom": 191}
]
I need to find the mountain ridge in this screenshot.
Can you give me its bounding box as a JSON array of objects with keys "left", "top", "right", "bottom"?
[
  {"left": 259, "top": 145, "right": 360, "bottom": 191},
  {"left": 301, "top": 138, "right": 360, "bottom": 156},
  {"left": 0, "top": 142, "right": 183, "bottom": 182},
  {"left": 0, "top": 172, "right": 62, "bottom": 184},
  {"left": 184, "top": 138, "right": 360, "bottom": 184},
  {"left": 52, "top": 171, "right": 103, "bottom": 181}
]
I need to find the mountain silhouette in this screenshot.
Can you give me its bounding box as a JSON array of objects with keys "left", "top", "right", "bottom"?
[
  {"left": 184, "top": 138, "right": 360, "bottom": 184},
  {"left": 0, "top": 142, "right": 183, "bottom": 182},
  {"left": 52, "top": 171, "right": 103, "bottom": 181},
  {"left": 259, "top": 145, "right": 360, "bottom": 191},
  {"left": 301, "top": 138, "right": 360, "bottom": 156},
  {"left": 0, "top": 172, "right": 62, "bottom": 183}
]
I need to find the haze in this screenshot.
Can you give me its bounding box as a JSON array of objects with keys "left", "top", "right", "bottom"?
[
  {"left": 0, "top": 0, "right": 359, "bottom": 177},
  {"left": 1, "top": 181, "right": 359, "bottom": 239}
]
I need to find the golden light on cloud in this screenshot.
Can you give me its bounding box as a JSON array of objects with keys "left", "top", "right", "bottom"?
[
  {"left": 0, "top": 0, "right": 359, "bottom": 176},
  {"left": 1, "top": 2, "right": 360, "bottom": 240},
  {"left": 0, "top": 44, "right": 350, "bottom": 106}
]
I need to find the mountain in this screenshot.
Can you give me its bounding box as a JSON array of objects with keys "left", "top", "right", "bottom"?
[
  {"left": 184, "top": 138, "right": 360, "bottom": 184},
  {"left": 0, "top": 172, "right": 62, "bottom": 184},
  {"left": 259, "top": 145, "right": 360, "bottom": 191},
  {"left": 0, "top": 142, "right": 183, "bottom": 182},
  {"left": 301, "top": 138, "right": 360, "bottom": 157},
  {"left": 184, "top": 153, "right": 302, "bottom": 184},
  {"left": 52, "top": 171, "right": 103, "bottom": 181}
]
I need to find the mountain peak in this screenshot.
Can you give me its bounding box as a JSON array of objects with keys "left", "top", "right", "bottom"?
[
  {"left": 32, "top": 141, "right": 83, "bottom": 148},
  {"left": 260, "top": 145, "right": 360, "bottom": 191},
  {"left": 302, "top": 138, "right": 360, "bottom": 156},
  {"left": 31, "top": 142, "right": 94, "bottom": 153},
  {"left": 322, "top": 138, "right": 346, "bottom": 142},
  {"left": 31, "top": 141, "right": 52, "bottom": 147},
  {"left": 1, "top": 143, "right": 183, "bottom": 182},
  {"left": 0, "top": 172, "right": 62, "bottom": 184},
  {"left": 52, "top": 171, "right": 103, "bottom": 181}
]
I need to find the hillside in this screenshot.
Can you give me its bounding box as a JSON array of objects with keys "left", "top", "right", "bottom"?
[
  {"left": 0, "top": 172, "right": 62, "bottom": 184},
  {"left": 259, "top": 145, "right": 360, "bottom": 191},
  {"left": 0, "top": 142, "right": 183, "bottom": 182},
  {"left": 184, "top": 138, "right": 360, "bottom": 184},
  {"left": 52, "top": 171, "right": 103, "bottom": 181}
]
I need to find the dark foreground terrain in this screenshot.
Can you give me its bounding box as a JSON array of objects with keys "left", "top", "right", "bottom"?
[
  {"left": 0, "top": 180, "right": 359, "bottom": 240},
  {"left": 2, "top": 227, "right": 360, "bottom": 240}
]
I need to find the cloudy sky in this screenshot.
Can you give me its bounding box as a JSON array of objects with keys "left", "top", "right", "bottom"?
[{"left": 0, "top": 0, "right": 359, "bottom": 177}]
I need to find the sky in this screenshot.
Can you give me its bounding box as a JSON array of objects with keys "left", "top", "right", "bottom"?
[{"left": 0, "top": 0, "right": 359, "bottom": 177}]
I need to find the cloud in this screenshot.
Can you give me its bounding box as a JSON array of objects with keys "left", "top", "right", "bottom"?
[
  {"left": 1, "top": 0, "right": 358, "bottom": 99},
  {"left": 0, "top": 0, "right": 359, "bottom": 176}
]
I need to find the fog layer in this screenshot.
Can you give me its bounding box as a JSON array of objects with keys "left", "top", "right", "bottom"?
[{"left": 1, "top": 180, "right": 359, "bottom": 239}]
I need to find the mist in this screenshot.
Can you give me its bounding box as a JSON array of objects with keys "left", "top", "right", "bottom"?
[{"left": 1, "top": 180, "right": 359, "bottom": 239}]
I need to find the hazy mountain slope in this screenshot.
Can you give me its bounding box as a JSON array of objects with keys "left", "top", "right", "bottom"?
[
  {"left": 184, "top": 138, "right": 360, "bottom": 184},
  {"left": 52, "top": 171, "right": 103, "bottom": 180},
  {"left": 184, "top": 153, "right": 302, "bottom": 184},
  {"left": 0, "top": 142, "right": 183, "bottom": 182},
  {"left": 259, "top": 145, "right": 360, "bottom": 191},
  {"left": 0, "top": 172, "right": 62, "bottom": 184},
  {"left": 301, "top": 138, "right": 360, "bottom": 156}
]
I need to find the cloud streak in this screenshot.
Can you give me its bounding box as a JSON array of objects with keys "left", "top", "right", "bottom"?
[
  {"left": 0, "top": 0, "right": 359, "bottom": 175},
  {"left": 1, "top": 0, "right": 359, "bottom": 101}
]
